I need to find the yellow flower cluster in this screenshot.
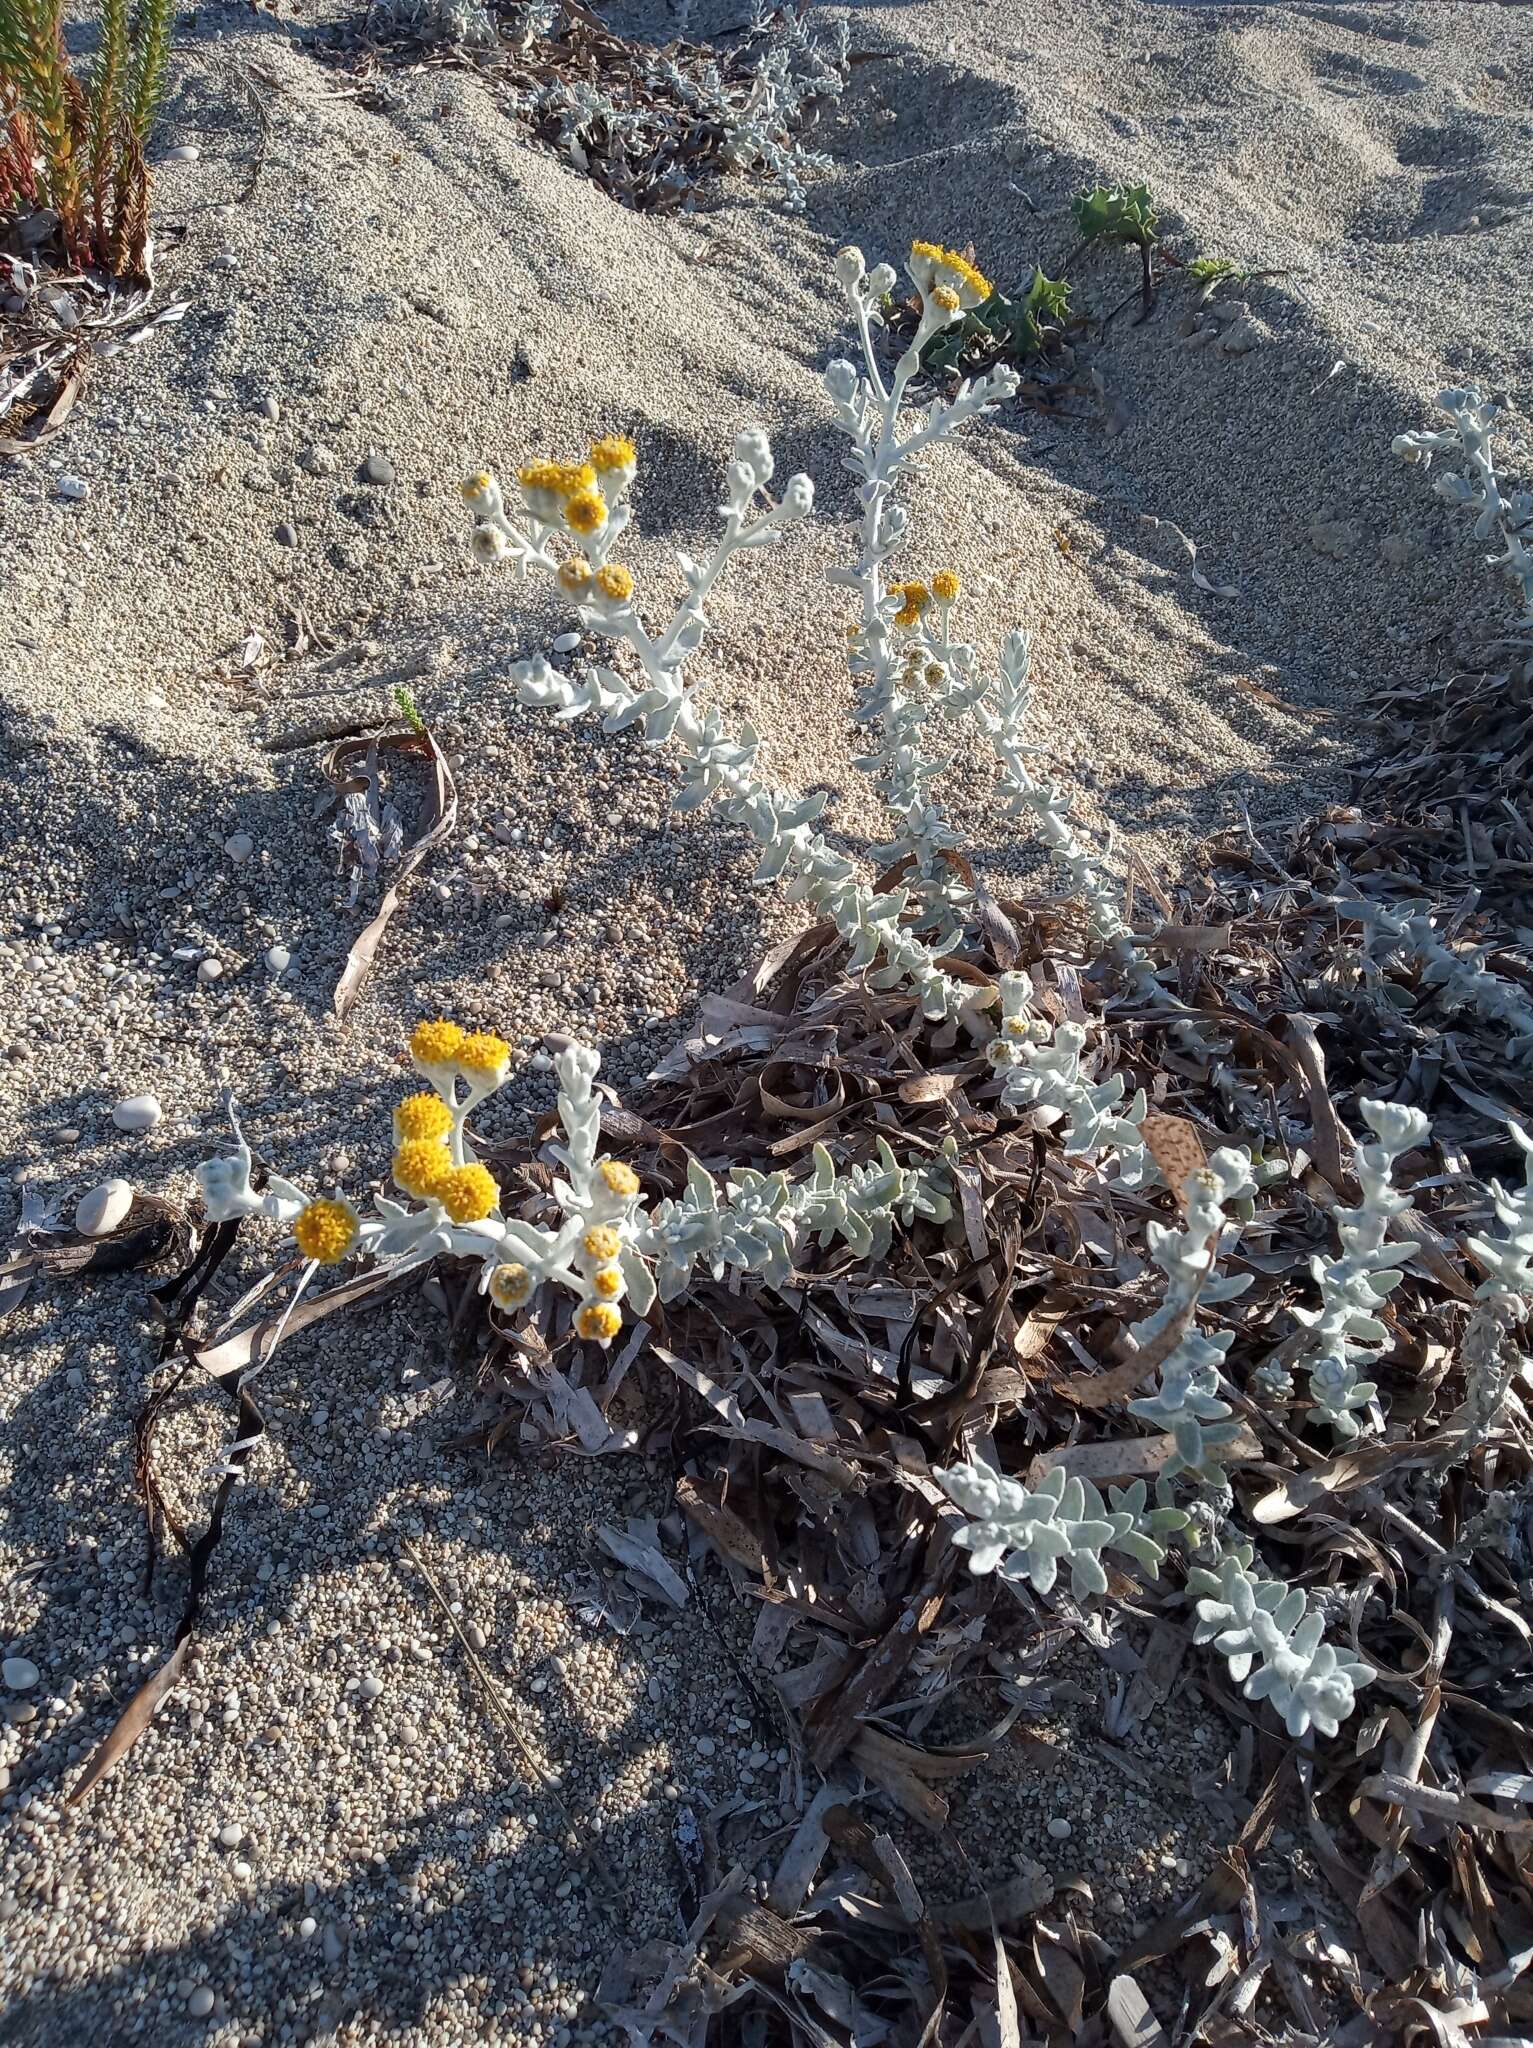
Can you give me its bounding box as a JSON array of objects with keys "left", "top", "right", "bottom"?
[
  {"left": 294, "top": 1198, "right": 360, "bottom": 1266},
  {"left": 393, "top": 1092, "right": 454, "bottom": 1144},
  {"left": 594, "top": 563, "right": 633, "bottom": 603},
  {"left": 409, "top": 1019, "right": 508, "bottom": 1086},
  {"left": 931, "top": 570, "right": 961, "bottom": 603},
  {"left": 890, "top": 580, "right": 932, "bottom": 628},
  {"left": 517, "top": 436, "right": 638, "bottom": 547},
  {"left": 910, "top": 239, "right": 992, "bottom": 303}
]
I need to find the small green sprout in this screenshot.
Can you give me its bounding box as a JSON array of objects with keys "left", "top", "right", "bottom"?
[{"left": 393, "top": 685, "right": 426, "bottom": 733}]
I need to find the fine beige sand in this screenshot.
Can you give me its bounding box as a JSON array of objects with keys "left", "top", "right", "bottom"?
[{"left": 1, "top": 1, "right": 1528, "bottom": 2039}]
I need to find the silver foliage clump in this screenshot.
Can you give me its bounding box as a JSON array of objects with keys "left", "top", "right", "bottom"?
[
  {"left": 373, "top": 0, "right": 500, "bottom": 49},
  {"left": 530, "top": 5, "right": 848, "bottom": 213},
  {"left": 934, "top": 1462, "right": 1187, "bottom": 1602},
  {"left": 640, "top": 1139, "right": 954, "bottom": 1302},
  {"left": 1188, "top": 1546, "right": 1376, "bottom": 1740},
  {"left": 1127, "top": 1148, "right": 1256, "bottom": 1485},
  {"left": 1347, "top": 896, "right": 1533, "bottom": 1068},
  {"left": 986, "top": 968, "right": 1151, "bottom": 1181},
  {"left": 1456, "top": 1120, "right": 1533, "bottom": 1437},
  {"left": 1394, "top": 385, "right": 1533, "bottom": 682},
  {"left": 1293, "top": 1098, "right": 1428, "bottom": 1441}
]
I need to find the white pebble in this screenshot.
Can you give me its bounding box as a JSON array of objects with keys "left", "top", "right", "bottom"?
[
  {"left": 187, "top": 1986, "right": 215, "bottom": 2018},
  {"left": 197, "top": 958, "right": 224, "bottom": 983},
  {"left": 359, "top": 1674, "right": 384, "bottom": 1701},
  {"left": 298, "top": 1916, "right": 317, "bottom": 1939},
  {"left": 165, "top": 144, "right": 200, "bottom": 161},
  {"left": 2, "top": 1658, "right": 40, "bottom": 1691},
  {"left": 551, "top": 631, "right": 582, "bottom": 653},
  {"left": 56, "top": 474, "right": 89, "bottom": 502},
  {"left": 111, "top": 1093, "right": 161, "bottom": 1133},
  {"left": 224, "top": 832, "right": 255, "bottom": 863},
  {"left": 1046, "top": 1816, "right": 1072, "bottom": 1841},
  {"left": 209, "top": 250, "right": 239, "bottom": 272},
  {"left": 232, "top": 1860, "right": 252, "bottom": 1881},
  {"left": 218, "top": 1823, "right": 242, "bottom": 1848},
  {"left": 75, "top": 1179, "right": 133, "bottom": 1237},
  {"left": 265, "top": 945, "right": 291, "bottom": 974}
]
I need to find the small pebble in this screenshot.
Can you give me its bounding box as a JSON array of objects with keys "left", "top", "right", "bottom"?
[
  {"left": 111, "top": 1093, "right": 162, "bottom": 1133},
  {"left": 265, "top": 944, "right": 292, "bottom": 973},
  {"left": 2, "top": 1658, "right": 40, "bottom": 1691},
  {"left": 274, "top": 522, "right": 298, "bottom": 548},
  {"left": 224, "top": 832, "right": 255, "bottom": 863},
  {"left": 75, "top": 1179, "right": 132, "bottom": 1237},
  {"left": 361, "top": 450, "right": 395, "bottom": 486},
  {"left": 299, "top": 443, "right": 338, "bottom": 476},
  {"left": 259, "top": 394, "right": 281, "bottom": 422},
  {"left": 187, "top": 1986, "right": 215, "bottom": 2018},
  {"left": 1046, "top": 1816, "right": 1073, "bottom": 1841},
  {"left": 165, "top": 144, "right": 201, "bottom": 161},
  {"left": 219, "top": 1824, "right": 242, "bottom": 1849},
  {"left": 551, "top": 631, "right": 582, "bottom": 654},
  {"left": 209, "top": 250, "right": 240, "bottom": 272},
  {"left": 298, "top": 1916, "right": 317, "bottom": 1939},
  {"left": 359, "top": 1674, "right": 384, "bottom": 1701},
  {"left": 56, "top": 475, "right": 89, "bottom": 502},
  {"left": 197, "top": 958, "right": 223, "bottom": 983},
  {"left": 232, "top": 1860, "right": 252, "bottom": 1881}
]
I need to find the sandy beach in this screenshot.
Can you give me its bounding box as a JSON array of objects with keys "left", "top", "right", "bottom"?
[{"left": 2, "top": 1, "right": 1530, "bottom": 2040}]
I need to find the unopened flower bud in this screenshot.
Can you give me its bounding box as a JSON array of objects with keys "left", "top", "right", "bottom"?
[
  {"left": 866, "top": 263, "right": 897, "bottom": 298},
  {"left": 733, "top": 426, "right": 774, "bottom": 484},
  {"left": 779, "top": 474, "right": 815, "bottom": 522},
  {"left": 824, "top": 358, "right": 859, "bottom": 405},
  {"left": 834, "top": 245, "right": 866, "bottom": 292}
]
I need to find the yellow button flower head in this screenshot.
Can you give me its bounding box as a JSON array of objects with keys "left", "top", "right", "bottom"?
[
  {"left": 593, "top": 563, "right": 634, "bottom": 604},
  {"left": 932, "top": 570, "right": 961, "bottom": 603},
  {"left": 565, "top": 491, "right": 608, "bottom": 538},
  {"left": 985, "top": 1038, "right": 1012, "bottom": 1067},
  {"left": 294, "top": 1197, "right": 360, "bottom": 1266},
  {"left": 582, "top": 1224, "right": 622, "bottom": 1261},
  {"left": 393, "top": 1139, "right": 452, "bottom": 1199},
  {"left": 908, "top": 239, "right": 991, "bottom": 310},
  {"left": 410, "top": 1018, "right": 463, "bottom": 1068},
  {"left": 558, "top": 555, "right": 594, "bottom": 597},
  {"left": 575, "top": 1301, "right": 622, "bottom": 1344},
  {"left": 931, "top": 285, "right": 960, "bottom": 313},
  {"left": 555, "top": 462, "right": 599, "bottom": 496},
  {"left": 891, "top": 580, "right": 931, "bottom": 628},
  {"left": 457, "top": 1031, "right": 511, "bottom": 1083},
  {"left": 1001, "top": 1014, "right": 1029, "bottom": 1040},
  {"left": 490, "top": 1262, "right": 535, "bottom": 1310},
  {"left": 438, "top": 1162, "right": 500, "bottom": 1225},
  {"left": 599, "top": 1159, "right": 640, "bottom": 1199},
  {"left": 591, "top": 1266, "right": 624, "bottom": 1302},
  {"left": 394, "top": 1092, "right": 455, "bottom": 1144},
  {"left": 589, "top": 435, "right": 636, "bottom": 474},
  {"left": 518, "top": 460, "right": 567, "bottom": 522}
]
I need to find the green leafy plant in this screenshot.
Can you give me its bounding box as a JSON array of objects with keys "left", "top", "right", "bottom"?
[
  {"left": 392, "top": 684, "right": 427, "bottom": 734},
  {"left": 1071, "top": 180, "right": 1159, "bottom": 250},
  {"left": 0, "top": 0, "right": 175, "bottom": 275}
]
